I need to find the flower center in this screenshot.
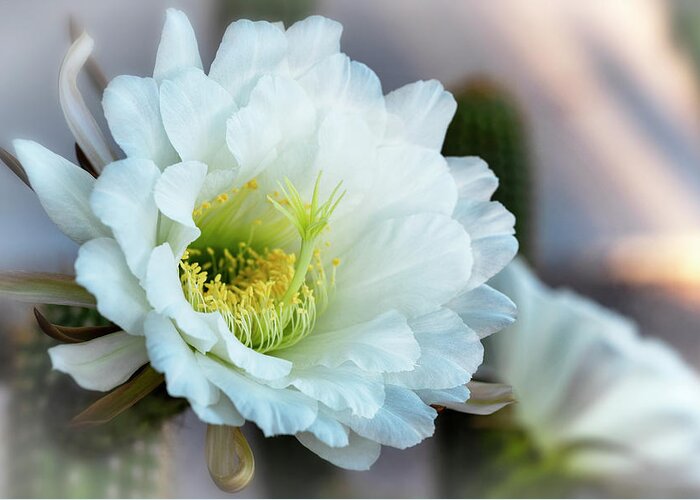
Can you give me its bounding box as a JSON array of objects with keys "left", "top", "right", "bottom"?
[{"left": 180, "top": 173, "right": 343, "bottom": 353}]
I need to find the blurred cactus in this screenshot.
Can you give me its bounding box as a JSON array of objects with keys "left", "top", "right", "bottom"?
[
  {"left": 219, "top": 0, "right": 315, "bottom": 26},
  {"left": 437, "top": 80, "right": 532, "bottom": 496},
  {"left": 8, "top": 306, "right": 186, "bottom": 498},
  {"left": 442, "top": 80, "right": 532, "bottom": 257}
]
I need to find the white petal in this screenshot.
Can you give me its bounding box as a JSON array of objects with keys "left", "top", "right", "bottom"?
[
  {"left": 191, "top": 397, "right": 245, "bottom": 427},
  {"left": 451, "top": 381, "right": 514, "bottom": 415},
  {"left": 286, "top": 16, "right": 342, "bottom": 77},
  {"left": 282, "top": 365, "right": 385, "bottom": 419},
  {"left": 226, "top": 75, "right": 315, "bottom": 182},
  {"left": 277, "top": 310, "right": 419, "bottom": 374},
  {"left": 198, "top": 354, "right": 317, "bottom": 437},
  {"left": 448, "top": 284, "right": 517, "bottom": 339},
  {"left": 103, "top": 76, "right": 179, "bottom": 168},
  {"left": 75, "top": 238, "right": 151, "bottom": 335},
  {"left": 449, "top": 157, "right": 517, "bottom": 290},
  {"left": 13, "top": 140, "right": 108, "bottom": 244},
  {"left": 159, "top": 69, "right": 237, "bottom": 170},
  {"left": 48, "top": 332, "right": 148, "bottom": 391},
  {"left": 145, "top": 243, "right": 291, "bottom": 380},
  {"left": 416, "top": 385, "right": 470, "bottom": 406},
  {"left": 297, "top": 430, "right": 380, "bottom": 471},
  {"left": 153, "top": 161, "right": 208, "bottom": 257},
  {"left": 144, "top": 311, "right": 218, "bottom": 407},
  {"left": 339, "top": 385, "right": 437, "bottom": 449},
  {"left": 59, "top": 33, "right": 114, "bottom": 171},
  {"left": 384, "top": 80, "right": 456, "bottom": 150},
  {"left": 91, "top": 158, "right": 161, "bottom": 279},
  {"left": 322, "top": 213, "right": 472, "bottom": 328},
  {"left": 209, "top": 19, "right": 288, "bottom": 103},
  {"left": 302, "top": 407, "right": 350, "bottom": 448},
  {"left": 386, "top": 308, "right": 483, "bottom": 390},
  {"left": 299, "top": 53, "right": 385, "bottom": 135},
  {"left": 153, "top": 9, "right": 203, "bottom": 82},
  {"left": 448, "top": 156, "right": 498, "bottom": 201}
]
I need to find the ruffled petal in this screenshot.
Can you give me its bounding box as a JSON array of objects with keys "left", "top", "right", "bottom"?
[
  {"left": 197, "top": 354, "right": 317, "bottom": 437},
  {"left": 226, "top": 75, "right": 315, "bottom": 182},
  {"left": 338, "top": 385, "right": 436, "bottom": 449},
  {"left": 280, "top": 365, "right": 385, "bottom": 419},
  {"left": 385, "top": 308, "right": 483, "bottom": 390},
  {"left": 159, "top": 69, "right": 237, "bottom": 171},
  {"left": 103, "top": 76, "right": 179, "bottom": 168},
  {"left": 144, "top": 311, "right": 218, "bottom": 407},
  {"left": 13, "top": 140, "right": 108, "bottom": 244},
  {"left": 448, "top": 284, "right": 517, "bottom": 339},
  {"left": 153, "top": 9, "right": 203, "bottom": 82},
  {"left": 384, "top": 80, "right": 456, "bottom": 150},
  {"left": 153, "top": 161, "right": 207, "bottom": 258},
  {"left": 416, "top": 385, "right": 470, "bottom": 406},
  {"left": 277, "top": 310, "right": 419, "bottom": 374},
  {"left": 209, "top": 19, "right": 288, "bottom": 103},
  {"left": 297, "top": 430, "right": 380, "bottom": 470},
  {"left": 322, "top": 213, "right": 472, "bottom": 329},
  {"left": 285, "top": 16, "right": 342, "bottom": 78},
  {"left": 48, "top": 331, "right": 148, "bottom": 391},
  {"left": 75, "top": 238, "right": 150, "bottom": 335},
  {"left": 302, "top": 407, "right": 350, "bottom": 448},
  {"left": 449, "top": 156, "right": 517, "bottom": 290},
  {"left": 90, "top": 158, "right": 161, "bottom": 279},
  {"left": 191, "top": 396, "right": 245, "bottom": 427},
  {"left": 299, "top": 53, "right": 385, "bottom": 135}
]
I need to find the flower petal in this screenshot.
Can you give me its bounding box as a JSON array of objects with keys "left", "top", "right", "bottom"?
[
  {"left": 91, "top": 158, "right": 161, "bottom": 279},
  {"left": 280, "top": 365, "right": 385, "bottom": 419},
  {"left": 75, "top": 238, "right": 150, "bottom": 335},
  {"left": 153, "top": 161, "right": 207, "bottom": 258},
  {"left": 159, "top": 69, "right": 237, "bottom": 171},
  {"left": 338, "top": 385, "right": 436, "bottom": 449},
  {"left": 384, "top": 80, "right": 456, "bottom": 150},
  {"left": 197, "top": 354, "right": 317, "bottom": 437},
  {"left": 302, "top": 407, "right": 350, "bottom": 448},
  {"left": 277, "top": 310, "right": 419, "bottom": 374},
  {"left": 299, "top": 53, "right": 385, "bottom": 135},
  {"left": 322, "top": 213, "right": 472, "bottom": 328},
  {"left": 144, "top": 311, "right": 218, "bottom": 407},
  {"left": 297, "top": 430, "right": 380, "bottom": 471},
  {"left": 103, "top": 76, "right": 179, "bottom": 168},
  {"left": 153, "top": 9, "right": 203, "bottom": 82},
  {"left": 448, "top": 284, "right": 517, "bottom": 339},
  {"left": 13, "top": 140, "right": 108, "bottom": 244},
  {"left": 386, "top": 308, "right": 483, "bottom": 390},
  {"left": 416, "top": 385, "right": 470, "bottom": 406},
  {"left": 450, "top": 157, "right": 518, "bottom": 290},
  {"left": 209, "top": 19, "right": 288, "bottom": 103},
  {"left": 191, "top": 397, "right": 245, "bottom": 427},
  {"left": 285, "top": 16, "right": 342, "bottom": 78},
  {"left": 226, "top": 75, "right": 315, "bottom": 182},
  {"left": 48, "top": 331, "right": 148, "bottom": 391},
  {"left": 59, "top": 33, "right": 114, "bottom": 171}
]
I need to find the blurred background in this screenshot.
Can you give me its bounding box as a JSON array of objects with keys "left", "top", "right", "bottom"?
[{"left": 3, "top": 0, "right": 700, "bottom": 497}]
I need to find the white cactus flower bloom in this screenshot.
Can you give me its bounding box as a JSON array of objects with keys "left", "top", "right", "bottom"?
[
  {"left": 11, "top": 10, "right": 517, "bottom": 469},
  {"left": 488, "top": 259, "right": 700, "bottom": 494}
]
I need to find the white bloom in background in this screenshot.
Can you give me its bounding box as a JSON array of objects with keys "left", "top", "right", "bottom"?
[
  {"left": 488, "top": 258, "right": 700, "bottom": 495},
  {"left": 8, "top": 10, "right": 518, "bottom": 470}
]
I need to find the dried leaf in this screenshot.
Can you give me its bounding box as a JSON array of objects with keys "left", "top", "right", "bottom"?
[
  {"left": 34, "top": 307, "right": 119, "bottom": 343},
  {"left": 0, "top": 147, "right": 31, "bottom": 188},
  {"left": 0, "top": 272, "right": 95, "bottom": 307},
  {"left": 71, "top": 365, "right": 164, "bottom": 427},
  {"left": 206, "top": 425, "right": 256, "bottom": 493}
]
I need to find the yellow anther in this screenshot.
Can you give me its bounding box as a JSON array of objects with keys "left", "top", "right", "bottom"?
[
  {"left": 216, "top": 193, "right": 229, "bottom": 203},
  {"left": 332, "top": 258, "right": 341, "bottom": 267},
  {"left": 246, "top": 179, "right": 259, "bottom": 190}
]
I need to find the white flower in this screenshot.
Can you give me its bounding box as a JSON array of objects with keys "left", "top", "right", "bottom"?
[
  {"left": 9, "top": 10, "right": 517, "bottom": 470},
  {"left": 488, "top": 258, "right": 700, "bottom": 494}
]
